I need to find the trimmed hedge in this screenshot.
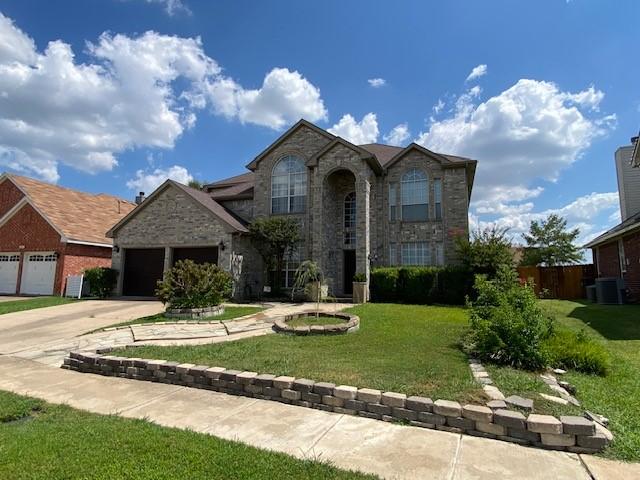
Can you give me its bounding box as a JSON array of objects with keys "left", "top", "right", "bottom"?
[{"left": 370, "top": 266, "right": 473, "bottom": 305}]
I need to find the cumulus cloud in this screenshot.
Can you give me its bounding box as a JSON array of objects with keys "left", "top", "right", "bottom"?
[
  {"left": 367, "top": 78, "right": 386, "bottom": 88},
  {"left": 328, "top": 113, "right": 379, "bottom": 144},
  {"left": 126, "top": 165, "right": 193, "bottom": 193},
  {"left": 383, "top": 123, "right": 410, "bottom": 146},
  {"left": 416, "top": 79, "right": 615, "bottom": 205},
  {"left": 465, "top": 64, "right": 487, "bottom": 82},
  {"left": 143, "top": 0, "right": 191, "bottom": 16},
  {"left": 0, "top": 12, "right": 327, "bottom": 181}
]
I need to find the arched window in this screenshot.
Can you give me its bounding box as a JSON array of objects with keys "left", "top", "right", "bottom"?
[
  {"left": 271, "top": 155, "right": 307, "bottom": 214},
  {"left": 401, "top": 168, "right": 428, "bottom": 221},
  {"left": 344, "top": 191, "right": 356, "bottom": 245}
]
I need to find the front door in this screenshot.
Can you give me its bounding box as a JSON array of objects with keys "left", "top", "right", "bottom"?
[{"left": 343, "top": 250, "right": 356, "bottom": 295}]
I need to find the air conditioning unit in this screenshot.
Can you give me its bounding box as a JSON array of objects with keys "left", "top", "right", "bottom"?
[{"left": 595, "top": 277, "right": 625, "bottom": 305}]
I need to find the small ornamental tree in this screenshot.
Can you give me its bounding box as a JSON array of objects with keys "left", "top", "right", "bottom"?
[
  {"left": 249, "top": 216, "right": 301, "bottom": 294},
  {"left": 521, "top": 214, "right": 584, "bottom": 266},
  {"left": 293, "top": 260, "right": 323, "bottom": 315},
  {"left": 155, "top": 260, "right": 232, "bottom": 309},
  {"left": 84, "top": 267, "right": 118, "bottom": 298},
  {"left": 456, "top": 225, "right": 514, "bottom": 278}
]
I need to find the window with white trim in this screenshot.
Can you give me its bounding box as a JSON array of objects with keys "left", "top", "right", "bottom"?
[
  {"left": 618, "top": 239, "right": 627, "bottom": 273},
  {"left": 389, "top": 183, "right": 397, "bottom": 221},
  {"left": 401, "top": 169, "right": 428, "bottom": 221},
  {"left": 389, "top": 243, "right": 397, "bottom": 266},
  {"left": 435, "top": 243, "right": 444, "bottom": 266},
  {"left": 344, "top": 192, "right": 356, "bottom": 246},
  {"left": 277, "top": 245, "right": 301, "bottom": 288},
  {"left": 434, "top": 179, "right": 442, "bottom": 220},
  {"left": 0, "top": 255, "right": 19, "bottom": 262},
  {"left": 401, "top": 242, "right": 430, "bottom": 266},
  {"left": 271, "top": 155, "right": 307, "bottom": 214}
]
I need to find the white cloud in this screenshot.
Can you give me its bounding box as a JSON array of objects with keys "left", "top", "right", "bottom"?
[
  {"left": 433, "top": 99, "right": 445, "bottom": 114},
  {"left": 0, "top": 13, "right": 327, "bottom": 181},
  {"left": 328, "top": 113, "right": 379, "bottom": 144},
  {"left": 465, "top": 64, "right": 487, "bottom": 82},
  {"left": 416, "top": 79, "right": 615, "bottom": 205},
  {"left": 143, "top": 0, "right": 191, "bottom": 16},
  {"left": 383, "top": 123, "right": 410, "bottom": 146},
  {"left": 367, "top": 78, "right": 386, "bottom": 88},
  {"left": 126, "top": 165, "right": 193, "bottom": 193}
]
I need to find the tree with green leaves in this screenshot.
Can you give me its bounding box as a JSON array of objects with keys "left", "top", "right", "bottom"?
[
  {"left": 456, "top": 225, "right": 514, "bottom": 278},
  {"left": 249, "top": 216, "right": 301, "bottom": 294},
  {"left": 521, "top": 214, "right": 583, "bottom": 266},
  {"left": 188, "top": 179, "right": 204, "bottom": 190}
]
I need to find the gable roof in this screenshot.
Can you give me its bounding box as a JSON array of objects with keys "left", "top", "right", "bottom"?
[
  {"left": 209, "top": 182, "right": 254, "bottom": 200},
  {"left": 359, "top": 143, "right": 403, "bottom": 165},
  {"left": 309, "top": 137, "right": 383, "bottom": 174},
  {"left": 584, "top": 210, "right": 640, "bottom": 248},
  {"left": 107, "top": 180, "right": 248, "bottom": 237},
  {"left": 246, "top": 119, "right": 335, "bottom": 171},
  {"left": 204, "top": 171, "right": 255, "bottom": 189},
  {"left": 1, "top": 173, "right": 135, "bottom": 246}
]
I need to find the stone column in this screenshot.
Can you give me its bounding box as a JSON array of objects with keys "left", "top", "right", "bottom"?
[
  {"left": 356, "top": 176, "right": 371, "bottom": 281},
  {"left": 163, "top": 247, "right": 173, "bottom": 278}
]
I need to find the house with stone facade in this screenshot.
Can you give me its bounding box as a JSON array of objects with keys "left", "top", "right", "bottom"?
[{"left": 107, "top": 119, "right": 477, "bottom": 299}]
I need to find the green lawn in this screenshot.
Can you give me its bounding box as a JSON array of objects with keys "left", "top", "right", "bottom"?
[
  {"left": 92, "top": 306, "right": 265, "bottom": 332},
  {"left": 488, "top": 300, "right": 640, "bottom": 462},
  {"left": 0, "top": 390, "right": 375, "bottom": 480},
  {"left": 0, "top": 296, "right": 75, "bottom": 315},
  {"left": 113, "top": 304, "right": 482, "bottom": 403}
]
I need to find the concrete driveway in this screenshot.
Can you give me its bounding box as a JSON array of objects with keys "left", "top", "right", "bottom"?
[{"left": 0, "top": 299, "right": 163, "bottom": 356}]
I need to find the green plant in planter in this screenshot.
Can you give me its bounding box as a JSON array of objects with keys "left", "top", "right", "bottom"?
[
  {"left": 156, "top": 260, "right": 232, "bottom": 309},
  {"left": 352, "top": 272, "right": 366, "bottom": 282},
  {"left": 83, "top": 267, "right": 118, "bottom": 298},
  {"left": 292, "top": 260, "right": 323, "bottom": 316}
]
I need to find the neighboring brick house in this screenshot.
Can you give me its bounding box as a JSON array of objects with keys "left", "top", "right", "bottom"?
[
  {"left": 108, "top": 119, "right": 477, "bottom": 298},
  {"left": 0, "top": 173, "right": 135, "bottom": 295}
]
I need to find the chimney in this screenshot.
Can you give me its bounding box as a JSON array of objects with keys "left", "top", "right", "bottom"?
[{"left": 135, "top": 192, "right": 145, "bottom": 205}]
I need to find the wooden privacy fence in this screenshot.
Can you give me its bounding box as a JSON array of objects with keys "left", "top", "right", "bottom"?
[{"left": 517, "top": 264, "right": 596, "bottom": 299}]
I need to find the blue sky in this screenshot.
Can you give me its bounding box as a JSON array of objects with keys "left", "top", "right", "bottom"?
[{"left": 1, "top": 0, "right": 639, "bottom": 246}]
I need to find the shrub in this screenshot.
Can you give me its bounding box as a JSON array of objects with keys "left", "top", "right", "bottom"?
[
  {"left": 466, "top": 266, "right": 553, "bottom": 370},
  {"left": 544, "top": 329, "right": 610, "bottom": 375},
  {"left": 352, "top": 272, "right": 366, "bottom": 282},
  {"left": 370, "top": 266, "right": 473, "bottom": 305},
  {"left": 83, "top": 267, "right": 118, "bottom": 299},
  {"left": 156, "top": 260, "right": 232, "bottom": 309}
]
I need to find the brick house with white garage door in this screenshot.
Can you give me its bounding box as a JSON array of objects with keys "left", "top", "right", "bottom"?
[
  {"left": 0, "top": 173, "right": 135, "bottom": 296},
  {"left": 108, "top": 119, "right": 477, "bottom": 299}
]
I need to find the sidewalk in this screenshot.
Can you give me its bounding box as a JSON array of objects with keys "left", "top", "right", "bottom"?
[{"left": 1, "top": 355, "right": 636, "bottom": 480}]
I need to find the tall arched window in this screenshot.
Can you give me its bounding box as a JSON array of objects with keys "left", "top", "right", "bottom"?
[
  {"left": 344, "top": 191, "right": 356, "bottom": 245},
  {"left": 271, "top": 155, "right": 307, "bottom": 214},
  {"left": 401, "top": 168, "right": 428, "bottom": 221}
]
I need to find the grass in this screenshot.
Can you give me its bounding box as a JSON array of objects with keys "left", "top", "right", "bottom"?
[
  {"left": 488, "top": 300, "right": 640, "bottom": 462},
  {"left": 113, "top": 303, "right": 482, "bottom": 403},
  {"left": 0, "top": 296, "right": 75, "bottom": 315},
  {"left": 92, "top": 306, "right": 265, "bottom": 332},
  {"left": 288, "top": 315, "right": 345, "bottom": 327},
  {"left": 0, "top": 390, "right": 375, "bottom": 480}
]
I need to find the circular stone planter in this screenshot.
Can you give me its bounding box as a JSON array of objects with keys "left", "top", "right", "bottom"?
[
  {"left": 165, "top": 304, "right": 225, "bottom": 320},
  {"left": 273, "top": 311, "right": 359, "bottom": 335}
]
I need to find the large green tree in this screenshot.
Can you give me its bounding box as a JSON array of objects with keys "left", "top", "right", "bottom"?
[
  {"left": 456, "top": 225, "right": 514, "bottom": 278},
  {"left": 521, "top": 214, "right": 583, "bottom": 266},
  {"left": 249, "top": 217, "right": 301, "bottom": 294}
]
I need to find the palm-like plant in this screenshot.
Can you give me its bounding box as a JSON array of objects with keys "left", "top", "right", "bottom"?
[{"left": 292, "top": 260, "right": 323, "bottom": 316}]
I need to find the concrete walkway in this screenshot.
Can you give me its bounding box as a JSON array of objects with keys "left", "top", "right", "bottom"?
[{"left": 5, "top": 355, "right": 636, "bottom": 480}]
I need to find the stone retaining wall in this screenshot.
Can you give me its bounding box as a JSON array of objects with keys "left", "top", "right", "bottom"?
[
  {"left": 273, "top": 312, "right": 359, "bottom": 335},
  {"left": 165, "top": 305, "right": 225, "bottom": 319},
  {"left": 62, "top": 351, "right": 611, "bottom": 454}
]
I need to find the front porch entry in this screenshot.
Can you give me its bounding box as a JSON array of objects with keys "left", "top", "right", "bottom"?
[{"left": 343, "top": 250, "right": 356, "bottom": 294}]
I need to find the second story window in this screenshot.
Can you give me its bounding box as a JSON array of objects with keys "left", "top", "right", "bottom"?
[
  {"left": 389, "top": 183, "right": 397, "bottom": 221},
  {"left": 344, "top": 191, "right": 356, "bottom": 246},
  {"left": 401, "top": 168, "right": 428, "bottom": 221},
  {"left": 271, "top": 155, "right": 306, "bottom": 214},
  {"left": 434, "top": 179, "right": 442, "bottom": 220}
]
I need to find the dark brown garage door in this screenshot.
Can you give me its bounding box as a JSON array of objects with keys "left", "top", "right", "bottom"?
[
  {"left": 173, "top": 247, "right": 218, "bottom": 266},
  {"left": 123, "top": 248, "right": 165, "bottom": 297}
]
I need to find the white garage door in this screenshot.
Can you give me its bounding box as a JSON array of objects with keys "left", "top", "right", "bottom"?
[
  {"left": 20, "top": 252, "right": 57, "bottom": 295},
  {"left": 0, "top": 253, "right": 20, "bottom": 294}
]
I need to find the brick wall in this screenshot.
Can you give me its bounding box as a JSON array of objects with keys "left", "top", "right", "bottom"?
[
  {"left": 0, "top": 178, "right": 24, "bottom": 218},
  {"left": 595, "top": 241, "right": 620, "bottom": 278},
  {"left": 622, "top": 231, "right": 640, "bottom": 302},
  {"left": 59, "top": 243, "right": 112, "bottom": 294}
]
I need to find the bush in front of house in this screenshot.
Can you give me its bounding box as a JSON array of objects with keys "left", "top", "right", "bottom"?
[
  {"left": 156, "top": 260, "right": 232, "bottom": 309},
  {"left": 466, "top": 266, "right": 553, "bottom": 370},
  {"left": 370, "top": 266, "right": 473, "bottom": 305},
  {"left": 84, "top": 267, "right": 118, "bottom": 299},
  {"left": 543, "top": 328, "right": 610, "bottom": 375}
]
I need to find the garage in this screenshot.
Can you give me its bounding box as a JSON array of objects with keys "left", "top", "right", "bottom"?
[
  {"left": 173, "top": 246, "right": 218, "bottom": 266},
  {"left": 122, "top": 248, "right": 165, "bottom": 297},
  {"left": 20, "top": 252, "right": 57, "bottom": 295},
  {"left": 0, "top": 253, "right": 20, "bottom": 294}
]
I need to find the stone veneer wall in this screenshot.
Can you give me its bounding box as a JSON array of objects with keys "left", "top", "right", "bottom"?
[{"left": 63, "top": 351, "right": 611, "bottom": 454}]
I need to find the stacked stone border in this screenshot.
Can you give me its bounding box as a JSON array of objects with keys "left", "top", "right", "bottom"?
[
  {"left": 273, "top": 311, "right": 359, "bottom": 335},
  {"left": 62, "top": 351, "right": 611, "bottom": 453},
  {"left": 165, "top": 305, "right": 225, "bottom": 319}
]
